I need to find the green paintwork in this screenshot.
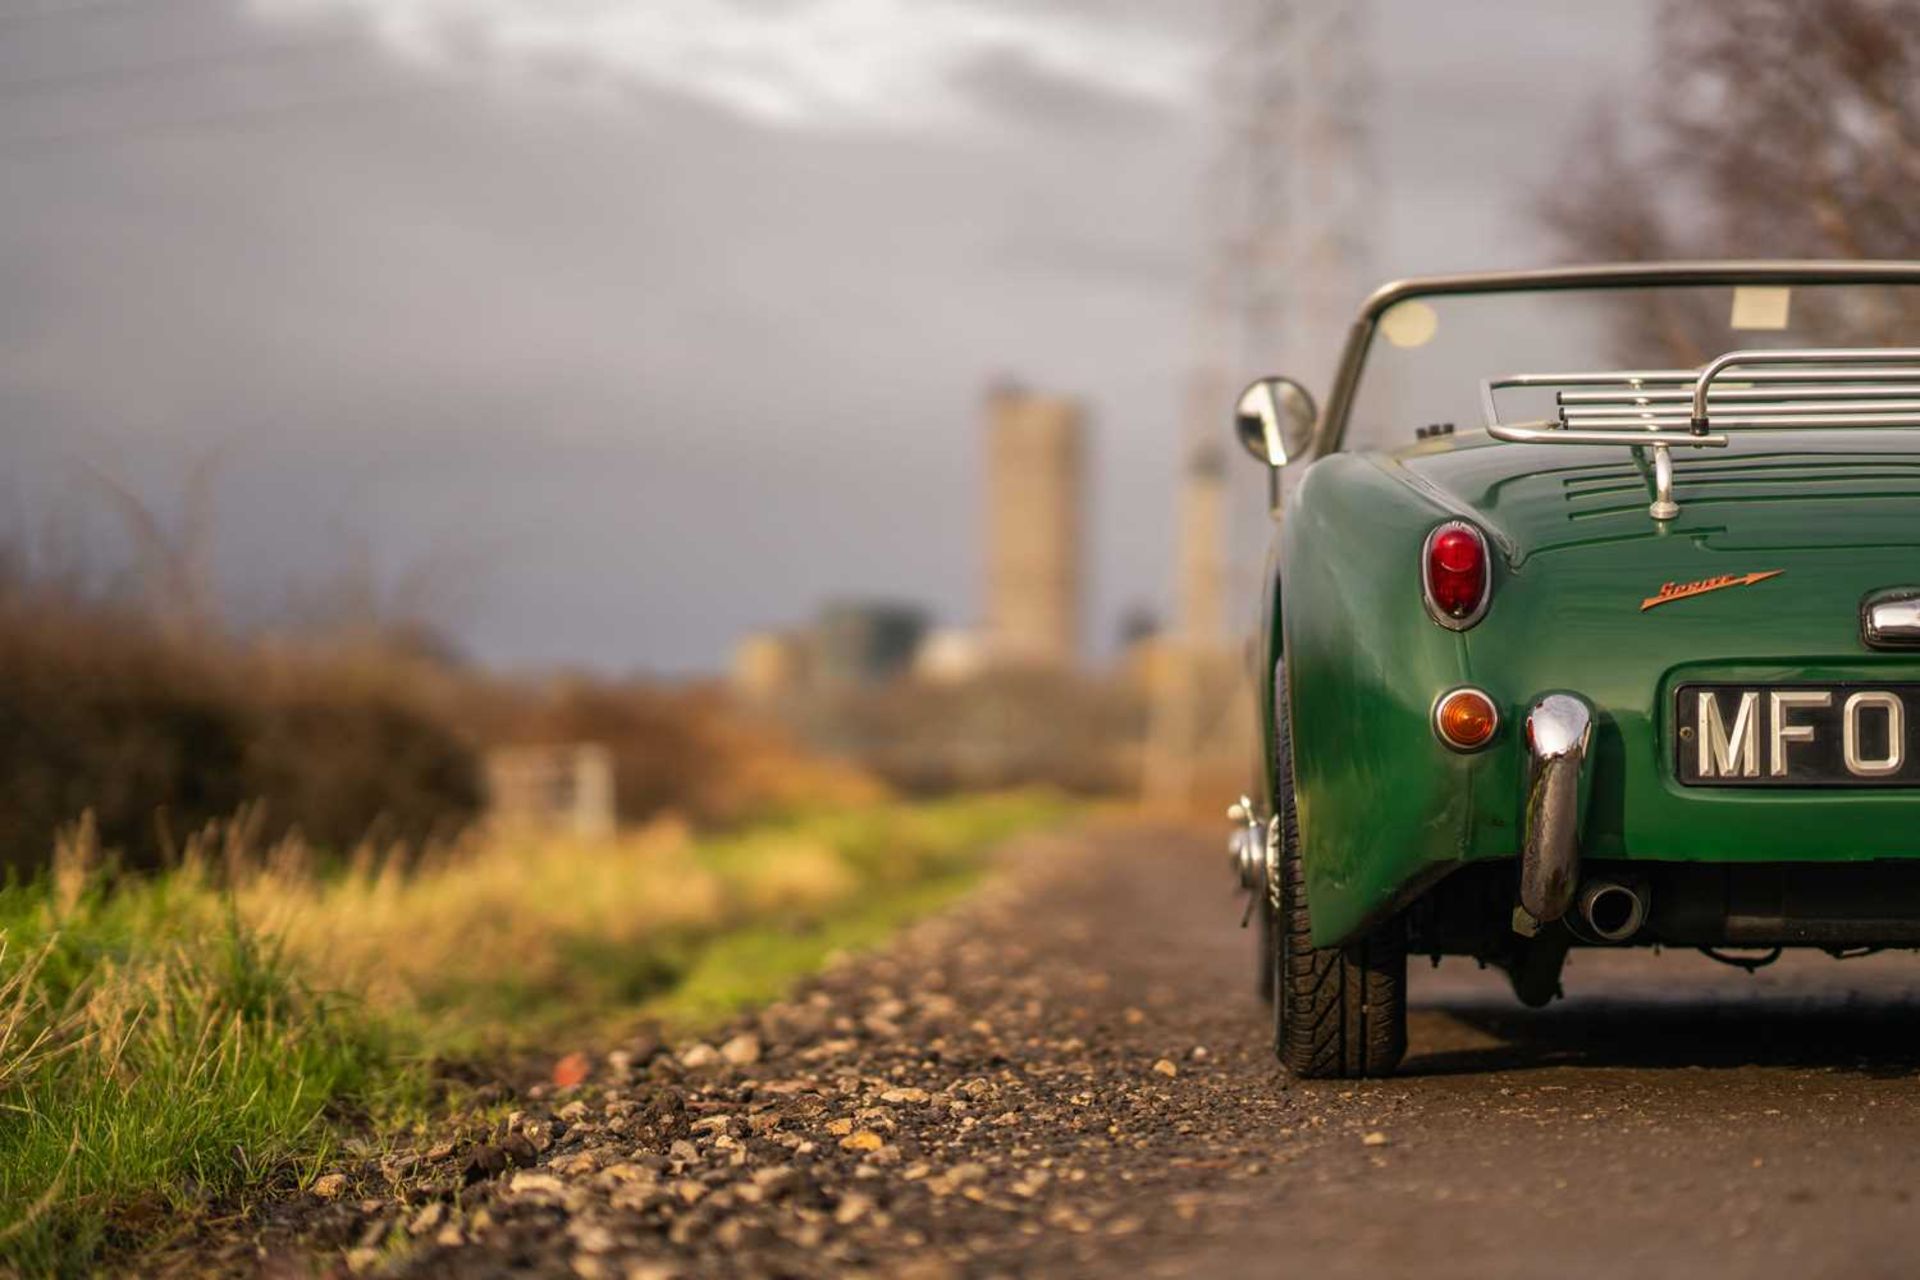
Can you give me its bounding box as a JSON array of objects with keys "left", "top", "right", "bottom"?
[{"left": 1271, "top": 426, "right": 1920, "bottom": 948}]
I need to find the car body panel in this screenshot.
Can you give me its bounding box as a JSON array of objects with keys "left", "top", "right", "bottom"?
[
  {"left": 1273, "top": 452, "right": 1480, "bottom": 945},
  {"left": 1276, "top": 424, "right": 1920, "bottom": 948},
  {"left": 1399, "top": 428, "right": 1920, "bottom": 562}
]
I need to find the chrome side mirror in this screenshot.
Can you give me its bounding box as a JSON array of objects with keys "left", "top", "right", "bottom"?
[{"left": 1234, "top": 376, "right": 1318, "bottom": 467}]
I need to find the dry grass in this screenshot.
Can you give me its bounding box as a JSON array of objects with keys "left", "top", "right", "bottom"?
[
  {"left": 224, "top": 793, "right": 1056, "bottom": 1047},
  {"left": 232, "top": 820, "right": 724, "bottom": 1039},
  {"left": 0, "top": 792, "right": 1068, "bottom": 1275},
  {"left": 0, "top": 850, "right": 397, "bottom": 1275}
]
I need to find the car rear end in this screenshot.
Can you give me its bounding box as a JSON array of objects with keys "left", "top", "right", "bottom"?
[{"left": 1407, "top": 428, "right": 1920, "bottom": 953}]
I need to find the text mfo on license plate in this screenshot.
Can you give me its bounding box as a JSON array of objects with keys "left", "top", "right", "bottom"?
[{"left": 1676, "top": 683, "right": 1920, "bottom": 787}]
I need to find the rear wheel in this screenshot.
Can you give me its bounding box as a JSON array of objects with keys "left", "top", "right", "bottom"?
[{"left": 1271, "top": 672, "right": 1408, "bottom": 1078}]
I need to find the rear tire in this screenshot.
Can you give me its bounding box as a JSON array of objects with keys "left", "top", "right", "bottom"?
[{"left": 1271, "top": 671, "right": 1407, "bottom": 1078}]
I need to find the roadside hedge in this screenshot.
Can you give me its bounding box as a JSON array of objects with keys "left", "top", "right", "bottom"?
[{"left": 0, "top": 597, "right": 481, "bottom": 873}]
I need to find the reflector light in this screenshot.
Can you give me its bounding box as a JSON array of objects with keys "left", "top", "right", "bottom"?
[
  {"left": 1435, "top": 687, "right": 1499, "bottom": 751},
  {"left": 1423, "top": 521, "right": 1490, "bottom": 627}
]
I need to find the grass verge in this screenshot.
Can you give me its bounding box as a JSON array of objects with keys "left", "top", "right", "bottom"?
[{"left": 0, "top": 792, "right": 1068, "bottom": 1275}]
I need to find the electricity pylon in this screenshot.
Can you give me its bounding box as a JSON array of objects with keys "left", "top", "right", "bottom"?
[{"left": 1146, "top": 0, "right": 1371, "bottom": 809}]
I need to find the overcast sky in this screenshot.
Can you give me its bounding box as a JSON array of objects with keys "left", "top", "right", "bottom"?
[{"left": 0, "top": 0, "right": 1652, "bottom": 674}]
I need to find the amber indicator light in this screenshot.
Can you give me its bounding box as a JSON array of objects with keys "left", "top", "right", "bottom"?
[{"left": 1435, "top": 688, "right": 1499, "bottom": 750}]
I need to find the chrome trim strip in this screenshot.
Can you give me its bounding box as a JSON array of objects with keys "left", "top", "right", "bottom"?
[
  {"left": 1518, "top": 693, "right": 1594, "bottom": 926},
  {"left": 1430, "top": 686, "right": 1500, "bottom": 753},
  {"left": 1420, "top": 520, "right": 1493, "bottom": 630},
  {"left": 1861, "top": 589, "right": 1920, "bottom": 650}
]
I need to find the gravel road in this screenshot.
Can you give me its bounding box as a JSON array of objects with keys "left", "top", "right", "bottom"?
[{"left": 274, "top": 821, "right": 1920, "bottom": 1279}]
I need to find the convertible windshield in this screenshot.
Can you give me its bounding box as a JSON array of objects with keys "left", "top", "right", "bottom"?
[{"left": 1341, "top": 279, "right": 1920, "bottom": 453}]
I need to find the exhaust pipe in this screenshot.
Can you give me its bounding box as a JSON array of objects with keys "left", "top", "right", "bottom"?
[{"left": 1572, "top": 878, "right": 1649, "bottom": 944}]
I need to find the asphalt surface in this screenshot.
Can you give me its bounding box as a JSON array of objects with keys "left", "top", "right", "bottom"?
[{"left": 273, "top": 821, "right": 1920, "bottom": 1279}]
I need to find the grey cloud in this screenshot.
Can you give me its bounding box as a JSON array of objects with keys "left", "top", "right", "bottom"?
[
  {"left": 952, "top": 41, "right": 1183, "bottom": 132},
  {"left": 0, "top": 0, "right": 1658, "bottom": 673}
]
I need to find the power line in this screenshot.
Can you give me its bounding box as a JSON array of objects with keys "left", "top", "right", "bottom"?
[{"left": 1144, "top": 0, "right": 1375, "bottom": 808}]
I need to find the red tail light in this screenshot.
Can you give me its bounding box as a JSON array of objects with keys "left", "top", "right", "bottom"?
[{"left": 1423, "top": 521, "right": 1490, "bottom": 628}]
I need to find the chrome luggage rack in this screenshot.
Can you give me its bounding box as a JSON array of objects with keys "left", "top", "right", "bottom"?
[{"left": 1481, "top": 348, "right": 1920, "bottom": 520}]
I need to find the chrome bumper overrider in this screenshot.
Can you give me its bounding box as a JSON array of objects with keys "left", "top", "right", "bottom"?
[
  {"left": 1229, "top": 797, "right": 1274, "bottom": 927},
  {"left": 1517, "top": 693, "right": 1595, "bottom": 929}
]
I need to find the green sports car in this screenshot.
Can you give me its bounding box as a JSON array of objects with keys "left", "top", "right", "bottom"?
[{"left": 1229, "top": 261, "right": 1920, "bottom": 1077}]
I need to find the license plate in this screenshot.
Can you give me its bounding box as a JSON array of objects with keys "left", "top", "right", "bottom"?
[{"left": 1676, "top": 683, "right": 1920, "bottom": 787}]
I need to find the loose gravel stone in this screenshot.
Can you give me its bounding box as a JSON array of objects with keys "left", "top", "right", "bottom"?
[
  {"left": 215, "top": 824, "right": 1920, "bottom": 1280},
  {"left": 407, "top": 1203, "right": 447, "bottom": 1236},
  {"left": 719, "top": 1033, "right": 762, "bottom": 1066},
  {"left": 354, "top": 826, "right": 1312, "bottom": 1278},
  {"left": 462, "top": 1145, "right": 509, "bottom": 1185},
  {"left": 678, "top": 1044, "right": 719, "bottom": 1070},
  {"left": 509, "top": 1172, "right": 571, "bottom": 1199}
]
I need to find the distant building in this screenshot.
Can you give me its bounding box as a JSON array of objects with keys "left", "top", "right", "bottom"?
[
  {"left": 1115, "top": 605, "right": 1167, "bottom": 689},
  {"left": 812, "top": 600, "right": 928, "bottom": 686},
  {"left": 727, "top": 381, "right": 1087, "bottom": 693},
  {"left": 914, "top": 628, "right": 986, "bottom": 684},
  {"left": 731, "top": 602, "right": 929, "bottom": 699},
  {"left": 985, "top": 386, "right": 1085, "bottom": 667},
  {"left": 484, "top": 744, "right": 616, "bottom": 839},
  {"left": 732, "top": 630, "right": 812, "bottom": 700}
]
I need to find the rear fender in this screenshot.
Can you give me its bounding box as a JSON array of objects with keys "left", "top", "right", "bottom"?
[{"left": 1279, "top": 454, "right": 1507, "bottom": 945}]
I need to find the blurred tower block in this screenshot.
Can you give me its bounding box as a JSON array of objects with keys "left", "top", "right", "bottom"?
[
  {"left": 985, "top": 385, "right": 1086, "bottom": 668},
  {"left": 484, "top": 743, "right": 616, "bottom": 838},
  {"left": 813, "top": 601, "right": 928, "bottom": 685}
]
